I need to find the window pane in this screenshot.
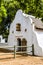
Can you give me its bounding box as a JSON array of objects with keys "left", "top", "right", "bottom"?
[{"left": 16, "top": 23, "right": 21, "bottom": 31}]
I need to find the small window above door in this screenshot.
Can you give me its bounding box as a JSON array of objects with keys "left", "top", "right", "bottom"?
[{"left": 16, "top": 23, "right": 21, "bottom": 31}]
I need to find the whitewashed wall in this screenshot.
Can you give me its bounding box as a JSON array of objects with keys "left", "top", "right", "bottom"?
[
  {"left": 0, "top": 35, "right": 5, "bottom": 43},
  {"left": 8, "top": 10, "right": 43, "bottom": 56}
]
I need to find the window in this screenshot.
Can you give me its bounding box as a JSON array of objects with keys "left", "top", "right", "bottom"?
[{"left": 16, "top": 23, "right": 21, "bottom": 31}]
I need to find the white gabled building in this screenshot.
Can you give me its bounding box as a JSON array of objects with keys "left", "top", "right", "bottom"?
[{"left": 8, "top": 10, "right": 43, "bottom": 56}]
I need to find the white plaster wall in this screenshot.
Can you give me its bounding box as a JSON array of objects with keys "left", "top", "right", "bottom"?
[
  {"left": 32, "top": 31, "right": 42, "bottom": 56},
  {"left": 32, "top": 27, "right": 43, "bottom": 56},
  {"left": 8, "top": 10, "right": 33, "bottom": 51},
  {"left": 0, "top": 35, "right": 5, "bottom": 43},
  {"left": 8, "top": 10, "right": 43, "bottom": 56},
  {"left": 31, "top": 18, "right": 43, "bottom": 56}
]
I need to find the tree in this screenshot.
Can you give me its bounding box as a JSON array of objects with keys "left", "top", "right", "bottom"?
[
  {"left": 0, "top": 0, "right": 43, "bottom": 40},
  {"left": 0, "top": 0, "right": 7, "bottom": 36}
]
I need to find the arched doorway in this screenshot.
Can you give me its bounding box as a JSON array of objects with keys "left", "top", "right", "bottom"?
[
  {"left": 17, "top": 38, "right": 21, "bottom": 51},
  {"left": 17, "top": 38, "right": 27, "bottom": 51},
  {"left": 22, "top": 38, "right": 27, "bottom": 51}
]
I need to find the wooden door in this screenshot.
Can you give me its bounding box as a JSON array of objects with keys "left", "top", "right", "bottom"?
[
  {"left": 22, "top": 38, "right": 27, "bottom": 51},
  {"left": 17, "top": 38, "right": 21, "bottom": 51}
]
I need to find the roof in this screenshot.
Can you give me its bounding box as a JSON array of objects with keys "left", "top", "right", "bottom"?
[
  {"left": 22, "top": 10, "right": 43, "bottom": 29},
  {"left": 15, "top": 10, "right": 43, "bottom": 29}
]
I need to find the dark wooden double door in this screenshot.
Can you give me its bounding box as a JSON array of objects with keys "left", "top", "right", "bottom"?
[{"left": 17, "top": 38, "right": 27, "bottom": 51}]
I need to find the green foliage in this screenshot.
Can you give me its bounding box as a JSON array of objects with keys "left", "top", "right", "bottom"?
[
  {"left": 0, "top": 6, "right": 7, "bottom": 23},
  {"left": 0, "top": 0, "right": 43, "bottom": 39}
]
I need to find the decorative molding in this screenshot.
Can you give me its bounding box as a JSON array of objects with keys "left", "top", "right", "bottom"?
[{"left": 15, "top": 36, "right": 23, "bottom": 37}]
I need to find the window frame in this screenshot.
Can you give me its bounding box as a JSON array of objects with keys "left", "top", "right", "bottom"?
[{"left": 16, "top": 23, "right": 21, "bottom": 31}]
